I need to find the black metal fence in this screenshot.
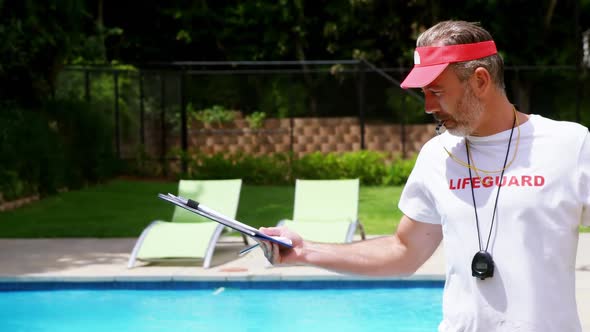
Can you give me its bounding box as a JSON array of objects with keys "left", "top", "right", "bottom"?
[{"left": 55, "top": 60, "right": 589, "bottom": 173}]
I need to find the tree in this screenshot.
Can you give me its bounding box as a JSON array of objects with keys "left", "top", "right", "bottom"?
[{"left": 0, "top": 0, "right": 91, "bottom": 106}]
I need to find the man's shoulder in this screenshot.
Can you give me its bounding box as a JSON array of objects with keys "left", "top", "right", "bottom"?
[
  {"left": 529, "top": 115, "right": 588, "bottom": 156},
  {"left": 530, "top": 114, "right": 588, "bottom": 136}
]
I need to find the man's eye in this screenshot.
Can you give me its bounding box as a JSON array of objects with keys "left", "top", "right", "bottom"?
[{"left": 422, "top": 89, "right": 443, "bottom": 97}]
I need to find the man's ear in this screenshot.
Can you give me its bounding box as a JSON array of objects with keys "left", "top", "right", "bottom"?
[{"left": 471, "top": 67, "right": 492, "bottom": 97}]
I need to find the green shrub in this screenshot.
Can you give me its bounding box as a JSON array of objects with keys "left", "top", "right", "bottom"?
[
  {"left": 189, "top": 153, "right": 240, "bottom": 180},
  {"left": 338, "top": 151, "right": 388, "bottom": 185},
  {"left": 0, "top": 103, "right": 63, "bottom": 197},
  {"left": 230, "top": 153, "right": 290, "bottom": 185},
  {"left": 0, "top": 100, "right": 117, "bottom": 201},
  {"left": 0, "top": 170, "right": 29, "bottom": 202},
  {"left": 185, "top": 152, "right": 291, "bottom": 185},
  {"left": 292, "top": 152, "right": 340, "bottom": 180},
  {"left": 164, "top": 150, "right": 416, "bottom": 187},
  {"left": 45, "top": 99, "right": 117, "bottom": 189},
  {"left": 292, "top": 151, "right": 388, "bottom": 185},
  {"left": 192, "top": 105, "right": 236, "bottom": 126},
  {"left": 245, "top": 111, "right": 267, "bottom": 129},
  {"left": 383, "top": 154, "right": 417, "bottom": 186}
]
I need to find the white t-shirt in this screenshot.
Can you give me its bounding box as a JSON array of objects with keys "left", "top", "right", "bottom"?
[{"left": 399, "top": 114, "right": 590, "bottom": 332}]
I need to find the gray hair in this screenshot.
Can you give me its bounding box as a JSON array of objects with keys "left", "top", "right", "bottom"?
[{"left": 417, "top": 20, "right": 505, "bottom": 91}]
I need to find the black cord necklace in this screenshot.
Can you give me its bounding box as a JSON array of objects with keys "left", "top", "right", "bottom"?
[{"left": 466, "top": 113, "right": 516, "bottom": 280}]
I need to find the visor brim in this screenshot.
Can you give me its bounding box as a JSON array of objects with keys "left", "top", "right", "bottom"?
[{"left": 400, "top": 63, "right": 449, "bottom": 89}]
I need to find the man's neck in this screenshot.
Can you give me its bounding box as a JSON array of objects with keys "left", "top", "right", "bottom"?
[{"left": 471, "top": 95, "right": 528, "bottom": 136}]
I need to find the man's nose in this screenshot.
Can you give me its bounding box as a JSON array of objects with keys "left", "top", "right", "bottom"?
[{"left": 424, "top": 95, "right": 439, "bottom": 115}]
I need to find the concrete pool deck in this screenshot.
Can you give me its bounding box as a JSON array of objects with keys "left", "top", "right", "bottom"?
[{"left": 0, "top": 234, "right": 589, "bottom": 330}]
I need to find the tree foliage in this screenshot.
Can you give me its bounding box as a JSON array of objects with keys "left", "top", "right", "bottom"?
[
  {"left": 1, "top": 0, "right": 589, "bottom": 105},
  {"left": 0, "top": 0, "right": 91, "bottom": 105}
]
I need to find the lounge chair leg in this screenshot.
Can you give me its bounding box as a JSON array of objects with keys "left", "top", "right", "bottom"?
[
  {"left": 203, "top": 224, "right": 225, "bottom": 269},
  {"left": 127, "top": 220, "right": 161, "bottom": 268}
]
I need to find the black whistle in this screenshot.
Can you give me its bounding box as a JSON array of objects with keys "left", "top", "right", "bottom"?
[{"left": 471, "top": 251, "right": 494, "bottom": 280}]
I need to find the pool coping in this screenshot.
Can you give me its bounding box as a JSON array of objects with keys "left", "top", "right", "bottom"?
[{"left": 0, "top": 274, "right": 447, "bottom": 283}]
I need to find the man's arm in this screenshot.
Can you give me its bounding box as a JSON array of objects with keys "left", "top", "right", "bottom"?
[{"left": 259, "top": 215, "right": 443, "bottom": 276}]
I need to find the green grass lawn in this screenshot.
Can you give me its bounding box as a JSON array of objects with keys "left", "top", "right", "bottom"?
[{"left": 0, "top": 180, "right": 403, "bottom": 238}]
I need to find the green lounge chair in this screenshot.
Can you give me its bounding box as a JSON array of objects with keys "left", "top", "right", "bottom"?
[
  {"left": 128, "top": 179, "right": 246, "bottom": 269},
  {"left": 277, "top": 179, "right": 366, "bottom": 243}
]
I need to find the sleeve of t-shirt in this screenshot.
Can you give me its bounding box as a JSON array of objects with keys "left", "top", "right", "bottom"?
[
  {"left": 578, "top": 131, "right": 590, "bottom": 227},
  {"left": 398, "top": 151, "right": 441, "bottom": 225}
]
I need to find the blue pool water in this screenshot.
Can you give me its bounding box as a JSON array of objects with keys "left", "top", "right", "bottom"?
[{"left": 0, "top": 281, "right": 443, "bottom": 332}]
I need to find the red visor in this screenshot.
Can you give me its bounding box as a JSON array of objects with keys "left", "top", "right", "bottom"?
[{"left": 400, "top": 40, "right": 498, "bottom": 89}]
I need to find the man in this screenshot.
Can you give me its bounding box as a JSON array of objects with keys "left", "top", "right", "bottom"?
[{"left": 259, "top": 20, "right": 590, "bottom": 331}]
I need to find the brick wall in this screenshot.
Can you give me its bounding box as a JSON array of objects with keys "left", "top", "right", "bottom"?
[{"left": 138, "top": 117, "right": 436, "bottom": 159}]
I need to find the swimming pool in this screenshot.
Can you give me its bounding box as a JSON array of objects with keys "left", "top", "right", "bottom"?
[{"left": 0, "top": 280, "right": 443, "bottom": 332}]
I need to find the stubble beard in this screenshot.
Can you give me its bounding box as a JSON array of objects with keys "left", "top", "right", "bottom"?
[{"left": 446, "top": 84, "right": 485, "bottom": 137}]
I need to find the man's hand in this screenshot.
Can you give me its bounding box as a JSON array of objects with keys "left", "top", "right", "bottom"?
[{"left": 258, "top": 226, "right": 304, "bottom": 265}]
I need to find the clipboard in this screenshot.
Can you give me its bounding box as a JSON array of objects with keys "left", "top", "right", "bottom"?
[{"left": 157, "top": 193, "right": 293, "bottom": 249}]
